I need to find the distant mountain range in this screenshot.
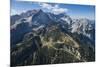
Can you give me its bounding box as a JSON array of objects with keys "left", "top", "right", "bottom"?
[{"left": 11, "top": 9, "right": 95, "bottom": 66}]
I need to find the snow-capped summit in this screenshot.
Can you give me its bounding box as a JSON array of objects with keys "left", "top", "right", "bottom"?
[{"left": 71, "top": 18, "right": 95, "bottom": 40}]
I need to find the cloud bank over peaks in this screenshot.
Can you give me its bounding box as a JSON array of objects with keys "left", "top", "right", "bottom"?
[{"left": 39, "top": 3, "right": 68, "bottom": 15}]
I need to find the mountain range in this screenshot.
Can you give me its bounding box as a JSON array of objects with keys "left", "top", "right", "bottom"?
[{"left": 10, "top": 9, "right": 95, "bottom": 66}]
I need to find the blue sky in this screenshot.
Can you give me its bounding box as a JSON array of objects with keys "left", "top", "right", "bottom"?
[{"left": 11, "top": 0, "right": 95, "bottom": 20}]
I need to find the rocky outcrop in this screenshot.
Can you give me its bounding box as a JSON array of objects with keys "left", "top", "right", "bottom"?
[
  {"left": 11, "top": 33, "right": 42, "bottom": 66},
  {"left": 11, "top": 9, "right": 95, "bottom": 66}
]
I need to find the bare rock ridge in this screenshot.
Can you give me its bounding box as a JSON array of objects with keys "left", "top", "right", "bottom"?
[{"left": 11, "top": 9, "right": 95, "bottom": 66}]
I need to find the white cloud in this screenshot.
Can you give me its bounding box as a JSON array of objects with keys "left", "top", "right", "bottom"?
[
  {"left": 11, "top": 9, "right": 19, "bottom": 15},
  {"left": 14, "top": 1, "right": 69, "bottom": 15},
  {"left": 39, "top": 3, "right": 68, "bottom": 15},
  {"left": 52, "top": 8, "right": 68, "bottom": 15},
  {"left": 39, "top": 3, "right": 53, "bottom": 10},
  {"left": 11, "top": 9, "right": 26, "bottom": 15}
]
